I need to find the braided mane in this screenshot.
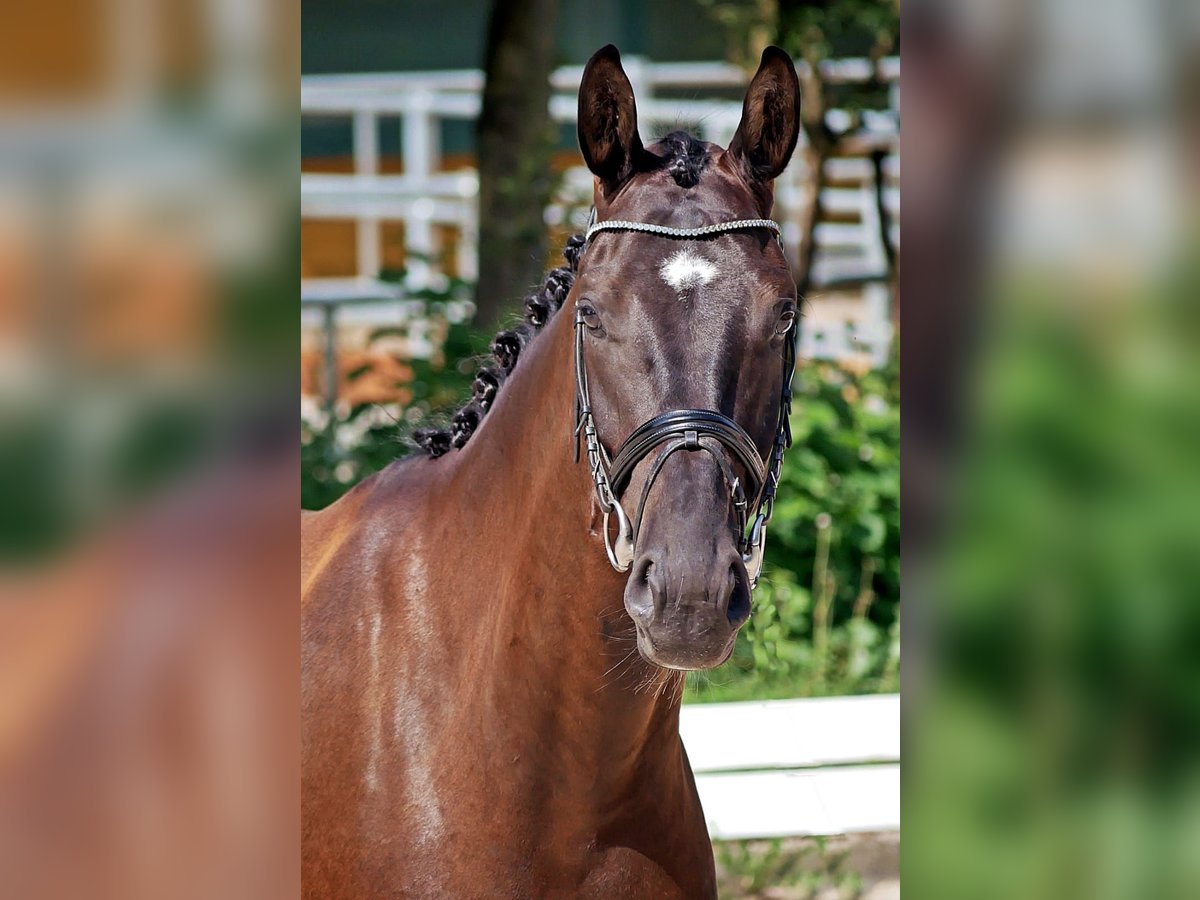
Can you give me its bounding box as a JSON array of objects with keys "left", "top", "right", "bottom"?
[{"left": 413, "top": 232, "right": 586, "bottom": 458}]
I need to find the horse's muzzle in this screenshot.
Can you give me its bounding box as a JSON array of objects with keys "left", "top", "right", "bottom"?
[{"left": 623, "top": 544, "right": 751, "bottom": 670}]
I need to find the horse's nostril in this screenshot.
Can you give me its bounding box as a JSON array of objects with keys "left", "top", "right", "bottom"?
[
  {"left": 635, "top": 557, "right": 655, "bottom": 586},
  {"left": 726, "top": 563, "right": 750, "bottom": 624},
  {"left": 624, "top": 556, "right": 660, "bottom": 624}
]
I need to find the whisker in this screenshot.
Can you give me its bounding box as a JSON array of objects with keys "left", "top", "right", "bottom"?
[
  {"left": 598, "top": 648, "right": 636, "bottom": 682},
  {"left": 595, "top": 647, "right": 638, "bottom": 693}
]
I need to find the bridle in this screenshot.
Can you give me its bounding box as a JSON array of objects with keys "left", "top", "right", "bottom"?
[{"left": 573, "top": 214, "right": 797, "bottom": 588}]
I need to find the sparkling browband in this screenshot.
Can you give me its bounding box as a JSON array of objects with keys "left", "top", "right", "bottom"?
[{"left": 584, "top": 218, "right": 781, "bottom": 243}]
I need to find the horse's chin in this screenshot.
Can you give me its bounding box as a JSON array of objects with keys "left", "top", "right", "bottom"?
[{"left": 634, "top": 626, "right": 737, "bottom": 671}]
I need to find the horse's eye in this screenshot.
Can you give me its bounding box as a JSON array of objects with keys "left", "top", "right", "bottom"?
[
  {"left": 775, "top": 304, "right": 797, "bottom": 335},
  {"left": 577, "top": 301, "right": 601, "bottom": 330}
]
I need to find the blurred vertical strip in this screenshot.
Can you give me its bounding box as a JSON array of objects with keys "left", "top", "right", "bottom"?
[
  {"left": 0, "top": 1, "right": 298, "bottom": 898},
  {"left": 903, "top": 1, "right": 1200, "bottom": 898}
]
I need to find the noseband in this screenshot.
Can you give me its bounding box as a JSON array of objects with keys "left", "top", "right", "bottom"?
[{"left": 573, "top": 215, "right": 797, "bottom": 587}]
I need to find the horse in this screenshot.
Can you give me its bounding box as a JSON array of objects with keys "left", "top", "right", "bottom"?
[{"left": 301, "top": 44, "right": 801, "bottom": 899}]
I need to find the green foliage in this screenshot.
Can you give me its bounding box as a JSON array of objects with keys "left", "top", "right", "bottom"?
[
  {"left": 714, "top": 834, "right": 890, "bottom": 899},
  {"left": 907, "top": 270, "right": 1200, "bottom": 900},
  {"left": 698, "top": 0, "right": 898, "bottom": 64},
  {"left": 2, "top": 389, "right": 219, "bottom": 564},
  {"left": 699, "top": 0, "right": 899, "bottom": 113},
  {"left": 774, "top": 359, "right": 900, "bottom": 613},
  {"left": 301, "top": 278, "right": 492, "bottom": 510},
  {"left": 776, "top": 0, "right": 898, "bottom": 64}
]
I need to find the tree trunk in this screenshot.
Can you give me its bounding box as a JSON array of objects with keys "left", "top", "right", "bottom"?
[{"left": 474, "top": 0, "right": 561, "bottom": 328}]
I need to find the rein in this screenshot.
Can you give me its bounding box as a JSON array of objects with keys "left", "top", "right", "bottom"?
[{"left": 573, "top": 214, "right": 797, "bottom": 587}]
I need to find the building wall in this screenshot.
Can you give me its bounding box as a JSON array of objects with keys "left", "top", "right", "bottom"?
[{"left": 301, "top": 0, "right": 727, "bottom": 75}]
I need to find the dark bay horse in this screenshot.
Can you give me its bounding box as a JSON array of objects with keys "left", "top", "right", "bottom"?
[{"left": 302, "top": 45, "right": 801, "bottom": 899}]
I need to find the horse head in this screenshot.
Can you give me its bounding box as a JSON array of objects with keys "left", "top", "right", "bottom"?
[{"left": 573, "top": 44, "right": 801, "bottom": 670}]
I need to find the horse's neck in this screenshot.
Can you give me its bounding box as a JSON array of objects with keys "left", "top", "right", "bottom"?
[{"left": 439, "top": 312, "right": 687, "bottom": 794}]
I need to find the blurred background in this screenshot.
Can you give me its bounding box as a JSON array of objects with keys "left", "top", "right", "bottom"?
[
  {"left": 1, "top": 1, "right": 297, "bottom": 899},
  {"left": 903, "top": 1, "right": 1200, "bottom": 899}
]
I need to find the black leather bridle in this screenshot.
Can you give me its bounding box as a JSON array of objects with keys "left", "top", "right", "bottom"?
[{"left": 572, "top": 214, "right": 797, "bottom": 587}]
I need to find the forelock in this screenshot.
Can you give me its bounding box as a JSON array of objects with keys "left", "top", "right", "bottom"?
[{"left": 660, "top": 131, "right": 709, "bottom": 189}]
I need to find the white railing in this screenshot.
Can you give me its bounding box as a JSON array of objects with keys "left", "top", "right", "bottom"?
[
  {"left": 301, "top": 56, "right": 898, "bottom": 368},
  {"left": 680, "top": 694, "right": 900, "bottom": 839}
]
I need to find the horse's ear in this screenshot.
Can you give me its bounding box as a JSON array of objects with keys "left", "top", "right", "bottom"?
[
  {"left": 728, "top": 46, "right": 801, "bottom": 182},
  {"left": 577, "top": 45, "right": 644, "bottom": 196}
]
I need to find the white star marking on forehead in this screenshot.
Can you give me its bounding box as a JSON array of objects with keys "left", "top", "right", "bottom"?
[{"left": 659, "top": 249, "right": 718, "bottom": 293}]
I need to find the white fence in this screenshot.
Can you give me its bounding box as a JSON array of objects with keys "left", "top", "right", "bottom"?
[
  {"left": 679, "top": 694, "right": 900, "bottom": 840},
  {"left": 301, "top": 56, "right": 897, "bottom": 370}
]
